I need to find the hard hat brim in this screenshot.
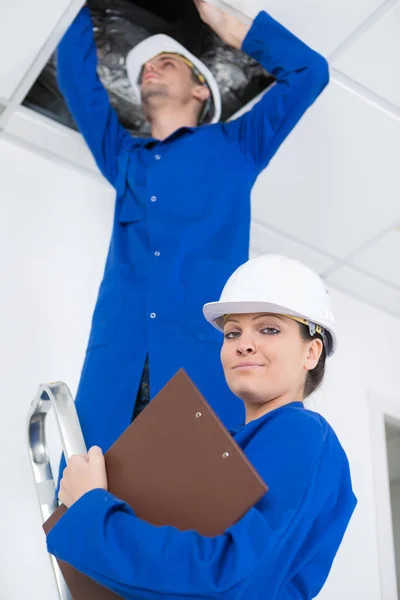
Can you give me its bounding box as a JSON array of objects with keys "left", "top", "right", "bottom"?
[
  {"left": 203, "top": 300, "right": 337, "bottom": 356},
  {"left": 126, "top": 34, "right": 222, "bottom": 124}
]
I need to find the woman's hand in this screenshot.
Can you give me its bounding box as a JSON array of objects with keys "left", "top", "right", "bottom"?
[
  {"left": 59, "top": 446, "right": 108, "bottom": 508},
  {"left": 193, "top": 0, "right": 251, "bottom": 49}
]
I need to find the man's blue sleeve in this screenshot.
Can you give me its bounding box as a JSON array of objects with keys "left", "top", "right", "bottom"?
[
  {"left": 224, "top": 11, "right": 330, "bottom": 172},
  {"left": 46, "top": 411, "right": 356, "bottom": 599},
  {"left": 57, "top": 7, "right": 132, "bottom": 186}
]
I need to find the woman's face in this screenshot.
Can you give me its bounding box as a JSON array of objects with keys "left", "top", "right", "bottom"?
[{"left": 221, "top": 313, "right": 323, "bottom": 419}]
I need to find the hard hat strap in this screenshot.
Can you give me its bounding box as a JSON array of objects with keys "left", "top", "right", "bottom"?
[
  {"left": 282, "top": 315, "right": 323, "bottom": 337},
  {"left": 222, "top": 313, "right": 324, "bottom": 337}
]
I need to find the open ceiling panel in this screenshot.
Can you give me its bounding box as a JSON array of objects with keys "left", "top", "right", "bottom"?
[{"left": 23, "top": 0, "right": 274, "bottom": 135}]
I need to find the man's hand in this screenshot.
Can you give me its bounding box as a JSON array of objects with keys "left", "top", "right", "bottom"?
[
  {"left": 194, "top": 0, "right": 251, "bottom": 49},
  {"left": 59, "top": 446, "right": 108, "bottom": 508}
]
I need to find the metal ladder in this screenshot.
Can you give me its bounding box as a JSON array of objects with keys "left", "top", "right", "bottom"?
[{"left": 27, "top": 382, "right": 87, "bottom": 600}]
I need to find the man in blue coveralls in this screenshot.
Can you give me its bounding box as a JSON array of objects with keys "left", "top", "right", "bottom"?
[{"left": 57, "top": 0, "right": 329, "bottom": 462}]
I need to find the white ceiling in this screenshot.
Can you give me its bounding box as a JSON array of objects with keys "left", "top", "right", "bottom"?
[
  {"left": 0, "top": 0, "right": 72, "bottom": 99},
  {"left": 251, "top": 81, "right": 400, "bottom": 258},
  {"left": 0, "top": 0, "right": 399, "bottom": 320},
  {"left": 334, "top": 1, "right": 400, "bottom": 110},
  {"left": 215, "top": 0, "right": 385, "bottom": 55}
]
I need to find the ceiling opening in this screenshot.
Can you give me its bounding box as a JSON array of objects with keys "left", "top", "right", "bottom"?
[{"left": 23, "top": 0, "right": 274, "bottom": 136}]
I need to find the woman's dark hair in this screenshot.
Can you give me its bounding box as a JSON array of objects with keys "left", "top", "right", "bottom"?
[{"left": 299, "top": 325, "right": 327, "bottom": 398}]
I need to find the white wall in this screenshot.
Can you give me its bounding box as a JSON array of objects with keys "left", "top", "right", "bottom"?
[
  {"left": 0, "top": 137, "right": 114, "bottom": 600},
  {"left": 1, "top": 136, "right": 400, "bottom": 599},
  {"left": 390, "top": 482, "right": 400, "bottom": 594},
  {"left": 314, "top": 289, "right": 400, "bottom": 600}
]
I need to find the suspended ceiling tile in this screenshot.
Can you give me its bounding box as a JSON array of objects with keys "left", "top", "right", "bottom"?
[
  {"left": 220, "top": 0, "right": 384, "bottom": 55},
  {"left": 250, "top": 222, "right": 334, "bottom": 274},
  {"left": 334, "top": 2, "right": 400, "bottom": 109},
  {"left": 251, "top": 80, "right": 400, "bottom": 259},
  {"left": 0, "top": 0, "right": 74, "bottom": 100},
  {"left": 326, "top": 265, "right": 400, "bottom": 319},
  {"left": 351, "top": 229, "right": 400, "bottom": 289},
  {"left": 4, "top": 106, "right": 99, "bottom": 177}
]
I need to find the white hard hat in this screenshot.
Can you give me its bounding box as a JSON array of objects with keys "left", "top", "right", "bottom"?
[
  {"left": 126, "top": 34, "right": 222, "bottom": 124},
  {"left": 203, "top": 254, "right": 337, "bottom": 356}
]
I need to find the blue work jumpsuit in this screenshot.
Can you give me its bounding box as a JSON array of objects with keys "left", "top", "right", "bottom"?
[
  {"left": 57, "top": 7, "right": 329, "bottom": 453},
  {"left": 47, "top": 402, "right": 357, "bottom": 599}
]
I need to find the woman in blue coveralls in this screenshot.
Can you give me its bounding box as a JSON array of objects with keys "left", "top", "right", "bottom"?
[
  {"left": 56, "top": 0, "right": 331, "bottom": 474},
  {"left": 48, "top": 254, "right": 357, "bottom": 599}
]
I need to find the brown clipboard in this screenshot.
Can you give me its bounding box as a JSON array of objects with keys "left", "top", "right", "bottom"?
[{"left": 44, "top": 369, "right": 268, "bottom": 599}]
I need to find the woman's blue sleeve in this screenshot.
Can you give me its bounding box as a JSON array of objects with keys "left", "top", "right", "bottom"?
[{"left": 47, "top": 410, "right": 356, "bottom": 599}]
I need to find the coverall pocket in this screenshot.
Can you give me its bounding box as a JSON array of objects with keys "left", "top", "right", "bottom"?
[
  {"left": 183, "top": 256, "right": 233, "bottom": 344},
  {"left": 86, "top": 264, "right": 134, "bottom": 350}
]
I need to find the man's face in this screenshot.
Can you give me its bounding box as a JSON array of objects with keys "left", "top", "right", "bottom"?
[{"left": 139, "top": 53, "right": 202, "bottom": 105}]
